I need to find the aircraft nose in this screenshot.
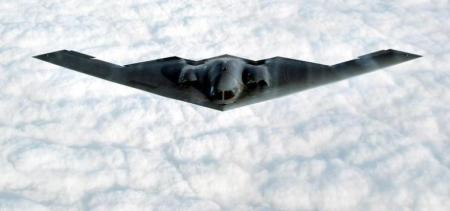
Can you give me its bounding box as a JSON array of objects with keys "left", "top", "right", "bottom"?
[
  {"left": 210, "top": 73, "right": 242, "bottom": 103},
  {"left": 216, "top": 72, "right": 237, "bottom": 91}
]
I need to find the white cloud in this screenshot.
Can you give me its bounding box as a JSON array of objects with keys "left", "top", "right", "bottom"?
[{"left": 0, "top": 0, "right": 449, "bottom": 210}]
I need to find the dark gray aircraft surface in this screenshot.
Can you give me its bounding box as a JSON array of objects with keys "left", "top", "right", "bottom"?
[{"left": 34, "top": 49, "right": 421, "bottom": 111}]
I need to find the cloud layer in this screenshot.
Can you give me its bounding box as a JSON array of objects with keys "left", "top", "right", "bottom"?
[{"left": 1, "top": 0, "right": 449, "bottom": 210}]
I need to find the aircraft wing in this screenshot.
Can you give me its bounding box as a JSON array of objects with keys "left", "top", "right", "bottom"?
[
  {"left": 223, "top": 49, "right": 421, "bottom": 110},
  {"left": 34, "top": 50, "right": 224, "bottom": 110}
]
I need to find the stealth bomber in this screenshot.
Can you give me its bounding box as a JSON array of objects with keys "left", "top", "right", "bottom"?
[{"left": 34, "top": 49, "right": 421, "bottom": 111}]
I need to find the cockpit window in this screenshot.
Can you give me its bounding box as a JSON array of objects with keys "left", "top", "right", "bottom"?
[
  {"left": 212, "top": 89, "right": 235, "bottom": 101},
  {"left": 223, "top": 90, "right": 234, "bottom": 100}
]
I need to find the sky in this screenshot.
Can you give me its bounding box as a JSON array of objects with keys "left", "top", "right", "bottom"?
[{"left": 0, "top": 0, "right": 449, "bottom": 210}]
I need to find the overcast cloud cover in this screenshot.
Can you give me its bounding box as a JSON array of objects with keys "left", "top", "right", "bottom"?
[{"left": 1, "top": 0, "right": 449, "bottom": 210}]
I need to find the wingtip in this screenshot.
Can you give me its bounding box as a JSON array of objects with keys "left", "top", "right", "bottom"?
[
  {"left": 401, "top": 51, "right": 422, "bottom": 59},
  {"left": 409, "top": 53, "right": 422, "bottom": 59},
  {"left": 405, "top": 53, "right": 422, "bottom": 61},
  {"left": 33, "top": 53, "right": 48, "bottom": 60},
  {"left": 387, "top": 49, "right": 422, "bottom": 60},
  {"left": 33, "top": 50, "right": 65, "bottom": 61},
  {"left": 33, "top": 53, "right": 52, "bottom": 61}
]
